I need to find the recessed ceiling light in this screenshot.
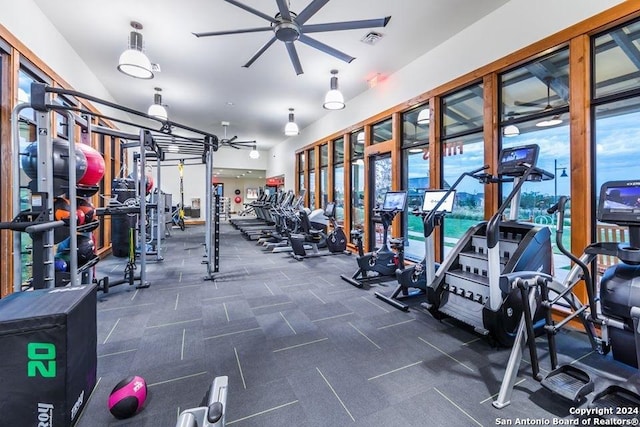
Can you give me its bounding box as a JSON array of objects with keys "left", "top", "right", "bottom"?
[{"left": 226, "top": 101, "right": 234, "bottom": 107}]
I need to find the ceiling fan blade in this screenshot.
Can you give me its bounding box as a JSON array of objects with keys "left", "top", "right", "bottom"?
[
  {"left": 285, "top": 42, "right": 304, "bottom": 75},
  {"left": 514, "top": 100, "right": 544, "bottom": 107},
  {"left": 224, "top": 0, "right": 277, "bottom": 23},
  {"left": 243, "top": 36, "right": 277, "bottom": 68},
  {"left": 275, "top": 0, "right": 292, "bottom": 21},
  {"left": 298, "top": 34, "right": 354, "bottom": 63},
  {"left": 302, "top": 17, "right": 391, "bottom": 33},
  {"left": 193, "top": 27, "right": 272, "bottom": 38},
  {"left": 228, "top": 136, "right": 238, "bottom": 144},
  {"left": 295, "top": 0, "right": 330, "bottom": 25}
]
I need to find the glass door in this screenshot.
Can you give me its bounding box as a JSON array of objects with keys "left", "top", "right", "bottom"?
[{"left": 369, "top": 153, "right": 392, "bottom": 251}]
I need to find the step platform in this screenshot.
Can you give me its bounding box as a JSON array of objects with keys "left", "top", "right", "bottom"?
[
  {"left": 589, "top": 385, "right": 640, "bottom": 420},
  {"left": 540, "top": 365, "right": 594, "bottom": 402}
]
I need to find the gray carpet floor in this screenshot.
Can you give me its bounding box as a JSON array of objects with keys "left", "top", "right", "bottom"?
[{"left": 75, "top": 220, "right": 639, "bottom": 427}]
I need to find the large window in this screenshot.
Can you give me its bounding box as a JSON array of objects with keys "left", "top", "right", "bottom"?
[
  {"left": 500, "top": 48, "right": 571, "bottom": 261},
  {"left": 297, "top": 152, "right": 305, "bottom": 196},
  {"left": 402, "top": 105, "right": 430, "bottom": 261},
  {"left": 372, "top": 118, "right": 392, "bottom": 143},
  {"left": 350, "top": 130, "right": 365, "bottom": 231},
  {"left": 319, "top": 144, "right": 328, "bottom": 210},
  {"left": 333, "top": 137, "right": 345, "bottom": 223},
  {"left": 592, "top": 19, "right": 640, "bottom": 275},
  {"left": 308, "top": 148, "right": 316, "bottom": 210},
  {"left": 441, "top": 84, "right": 485, "bottom": 255}
]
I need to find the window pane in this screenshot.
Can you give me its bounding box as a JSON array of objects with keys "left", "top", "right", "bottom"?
[
  {"left": 308, "top": 148, "right": 315, "bottom": 171},
  {"left": 403, "top": 105, "right": 429, "bottom": 149},
  {"left": 403, "top": 148, "right": 430, "bottom": 261},
  {"left": 442, "top": 133, "right": 485, "bottom": 257},
  {"left": 309, "top": 171, "right": 316, "bottom": 210},
  {"left": 333, "top": 137, "right": 344, "bottom": 165},
  {"left": 442, "top": 83, "right": 483, "bottom": 138},
  {"left": 594, "top": 97, "right": 640, "bottom": 274},
  {"left": 350, "top": 130, "right": 365, "bottom": 230},
  {"left": 594, "top": 19, "right": 640, "bottom": 99},
  {"left": 501, "top": 49, "right": 569, "bottom": 123},
  {"left": 334, "top": 165, "right": 344, "bottom": 223},
  {"left": 320, "top": 144, "right": 328, "bottom": 167},
  {"left": 320, "top": 167, "right": 328, "bottom": 209},
  {"left": 372, "top": 118, "right": 392, "bottom": 143}
]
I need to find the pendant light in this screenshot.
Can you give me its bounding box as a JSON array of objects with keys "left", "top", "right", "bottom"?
[
  {"left": 117, "top": 21, "right": 154, "bottom": 79},
  {"left": 147, "top": 87, "right": 168, "bottom": 120},
  {"left": 503, "top": 124, "right": 520, "bottom": 137},
  {"left": 249, "top": 144, "right": 260, "bottom": 159},
  {"left": 284, "top": 108, "right": 299, "bottom": 136},
  {"left": 323, "top": 70, "right": 345, "bottom": 110},
  {"left": 416, "top": 108, "right": 430, "bottom": 125}
]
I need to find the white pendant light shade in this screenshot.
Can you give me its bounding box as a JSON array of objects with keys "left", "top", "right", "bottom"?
[
  {"left": 323, "top": 70, "right": 345, "bottom": 110},
  {"left": 117, "top": 22, "right": 153, "bottom": 79},
  {"left": 284, "top": 108, "right": 299, "bottom": 136},
  {"left": 148, "top": 88, "right": 168, "bottom": 120},
  {"left": 356, "top": 131, "right": 365, "bottom": 143},
  {"left": 417, "top": 108, "right": 430, "bottom": 125},
  {"left": 536, "top": 116, "right": 563, "bottom": 127},
  {"left": 503, "top": 124, "right": 520, "bottom": 137},
  {"left": 249, "top": 145, "right": 260, "bottom": 159}
]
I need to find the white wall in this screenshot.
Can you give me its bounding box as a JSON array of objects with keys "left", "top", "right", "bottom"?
[
  {"left": 149, "top": 146, "right": 268, "bottom": 218},
  {"left": 0, "top": 0, "right": 117, "bottom": 106},
  {"left": 267, "top": 0, "right": 625, "bottom": 183}
]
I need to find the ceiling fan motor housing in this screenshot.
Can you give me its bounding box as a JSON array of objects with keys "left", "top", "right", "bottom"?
[{"left": 275, "top": 22, "right": 300, "bottom": 42}]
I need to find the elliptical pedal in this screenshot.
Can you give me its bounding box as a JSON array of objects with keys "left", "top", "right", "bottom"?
[
  {"left": 540, "top": 365, "right": 594, "bottom": 402},
  {"left": 589, "top": 385, "right": 640, "bottom": 419}
]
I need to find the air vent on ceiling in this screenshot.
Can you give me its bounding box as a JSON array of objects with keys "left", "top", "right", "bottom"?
[{"left": 361, "top": 31, "right": 383, "bottom": 45}]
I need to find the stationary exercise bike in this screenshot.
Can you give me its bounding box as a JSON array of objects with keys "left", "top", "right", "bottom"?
[
  {"left": 289, "top": 202, "right": 348, "bottom": 260},
  {"left": 376, "top": 166, "right": 490, "bottom": 311},
  {"left": 340, "top": 191, "right": 407, "bottom": 288}
]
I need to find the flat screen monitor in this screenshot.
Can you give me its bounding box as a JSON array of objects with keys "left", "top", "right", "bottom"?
[
  {"left": 498, "top": 144, "right": 539, "bottom": 176},
  {"left": 598, "top": 180, "right": 640, "bottom": 225},
  {"left": 422, "top": 190, "right": 455, "bottom": 213},
  {"left": 382, "top": 191, "right": 407, "bottom": 211},
  {"left": 324, "top": 202, "right": 336, "bottom": 218}
]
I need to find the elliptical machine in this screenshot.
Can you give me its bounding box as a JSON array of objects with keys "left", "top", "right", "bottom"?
[
  {"left": 375, "top": 166, "right": 490, "bottom": 311},
  {"left": 341, "top": 191, "right": 407, "bottom": 288},
  {"left": 494, "top": 181, "right": 640, "bottom": 412}
]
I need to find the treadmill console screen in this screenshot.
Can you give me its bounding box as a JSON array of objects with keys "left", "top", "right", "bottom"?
[
  {"left": 598, "top": 180, "right": 640, "bottom": 226},
  {"left": 498, "top": 144, "right": 539, "bottom": 176},
  {"left": 422, "top": 190, "right": 455, "bottom": 213},
  {"left": 382, "top": 191, "right": 407, "bottom": 211}
]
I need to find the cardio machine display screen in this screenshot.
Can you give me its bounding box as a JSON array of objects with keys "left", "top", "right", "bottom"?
[
  {"left": 324, "top": 202, "right": 336, "bottom": 218},
  {"left": 422, "top": 190, "right": 455, "bottom": 213},
  {"left": 497, "top": 144, "right": 539, "bottom": 176},
  {"left": 383, "top": 191, "right": 407, "bottom": 211},
  {"left": 598, "top": 181, "right": 640, "bottom": 225}
]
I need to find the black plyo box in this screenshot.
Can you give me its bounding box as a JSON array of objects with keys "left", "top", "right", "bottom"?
[{"left": 0, "top": 285, "right": 97, "bottom": 427}]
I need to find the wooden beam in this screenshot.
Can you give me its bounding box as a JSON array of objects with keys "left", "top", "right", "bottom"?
[
  {"left": 569, "top": 34, "right": 592, "bottom": 304},
  {"left": 483, "top": 74, "right": 499, "bottom": 220}
]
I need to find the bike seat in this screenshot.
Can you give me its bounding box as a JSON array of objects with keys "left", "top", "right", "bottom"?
[{"left": 389, "top": 237, "right": 405, "bottom": 247}]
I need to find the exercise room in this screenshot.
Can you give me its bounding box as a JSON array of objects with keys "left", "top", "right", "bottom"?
[{"left": 1, "top": 1, "right": 640, "bottom": 426}]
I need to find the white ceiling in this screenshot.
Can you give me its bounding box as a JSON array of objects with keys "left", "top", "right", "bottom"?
[{"left": 32, "top": 0, "right": 510, "bottom": 152}]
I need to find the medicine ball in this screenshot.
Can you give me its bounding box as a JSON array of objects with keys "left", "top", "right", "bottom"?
[
  {"left": 145, "top": 173, "right": 154, "bottom": 195},
  {"left": 54, "top": 257, "right": 68, "bottom": 272},
  {"left": 76, "top": 143, "right": 105, "bottom": 186},
  {"left": 21, "top": 140, "right": 88, "bottom": 181},
  {"left": 77, "top": 234, "right": 96, "bottom": 266},
  {"left": 77, "top": 198, "right": 96, "bottom": 223},
  {"left": 54, "top": 197, "right": 71, "bottom": 222},
  {"left": 234, "top": 196, "right": 242, "bottom": 204},
  {"left": 108, "top": 376, "right": 147, "bottom": 419}
]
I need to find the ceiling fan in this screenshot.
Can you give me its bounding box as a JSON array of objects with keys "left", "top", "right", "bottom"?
[
  {"left": 511, "top": 76, "right": 559, "bottom": 113},
  {"left": 193, "top": 0, "right": 391, "bottom": 75},
  {"left": 219, "top": 121, "right": 256, "bottom": 149}
]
